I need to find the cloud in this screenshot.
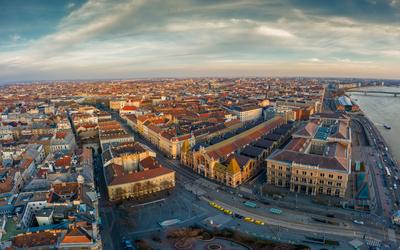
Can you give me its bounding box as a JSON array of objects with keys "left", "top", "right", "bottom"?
[
  {"left": 0, "top": 0, "right": 399, "bottom": 82},
  {"left": 10, "top": 34, "right": 21, "bottom": 43},
  {"left": 66, "top": 2, "right": 76, "bottom": 9},
  {"left": 255, "top": 25, "right": 295, "bottom": 38}
]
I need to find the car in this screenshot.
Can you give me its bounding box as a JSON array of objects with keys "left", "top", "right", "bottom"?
[
  {"left": 244, "top": 217, "right": 255, "bottom": 223},
  {"left": 234, "top": 214, "right": 244, "bottom": 219},
  {"left": 254, "top": 220, "right": 265, "bottom": 225},
  {"left": 223, "top": 209, "right": 233, "bottom": 215},
  {"left": 353, "top": 220, "right": 364, "bottom": 225}
]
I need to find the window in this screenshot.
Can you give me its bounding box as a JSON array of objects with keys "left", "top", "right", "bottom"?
[
  {"left": 327, "top": 188, "right": 332, "bottom": 195},
  {"left": 302, "top": 171, "right": 307, "bottom": 175},
  {"left": 319, "top": 180, "right": 324, "bottom": 184},
  {"left": 338, "top": 176, "right": 343, "bottom": 180},
  {"left": 328, "top": 181, "right": 332, "bottom": 186},
  {"left": 336, "top": 182, "right": 341, "bottom": 187},
  {"left": 320, "top": 173, "right": 325, "bottom": 177},
  {"left": 329, "top": 174, "right": 333, "bottom": 178}
]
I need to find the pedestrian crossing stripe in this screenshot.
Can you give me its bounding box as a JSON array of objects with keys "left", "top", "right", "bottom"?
[{"left": 366, "top": 239, "right": 380, "bottom": 247}]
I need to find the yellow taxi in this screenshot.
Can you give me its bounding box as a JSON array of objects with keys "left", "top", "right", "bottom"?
[
  {"left": 223, "top": 209, "right": 233, "bottom": 215},
  {"left": 244, "top": 217, "right": 255, "bottom": 223},
  {"left": 254, "top": 220, "right": 265, "bottom": 225}
]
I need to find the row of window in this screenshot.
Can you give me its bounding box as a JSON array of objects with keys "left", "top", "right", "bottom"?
[{"left": 270, "top": 165, "right": 344, "bottom": 180}]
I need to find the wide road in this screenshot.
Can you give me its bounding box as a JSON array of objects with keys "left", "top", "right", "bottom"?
[{"left": 352, "top": 115, "right": 400, "bottom": 216}]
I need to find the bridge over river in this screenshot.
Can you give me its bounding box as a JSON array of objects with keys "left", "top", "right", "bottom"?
[{"left": 347, "top": 88, "right": 400, "bottom": 97}]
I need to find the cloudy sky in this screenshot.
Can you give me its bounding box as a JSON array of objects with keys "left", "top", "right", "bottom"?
[{"left": 1, "top": 0, "right": 400, "bottom": 82}]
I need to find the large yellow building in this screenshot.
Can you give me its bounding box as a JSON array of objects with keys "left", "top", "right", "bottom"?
[
  {"left": 266, "top": 112, "right": 351, "bottom": 198},
  {"left": 182, "top": 117, "right": 284, "bottom": 187},
  {"left": 213, "top": 155, "right": 256, "bottom": 187}
]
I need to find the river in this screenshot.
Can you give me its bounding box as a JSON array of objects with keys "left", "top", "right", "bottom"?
[{"left": 348, "top": 86, "right": 400, "bottom": 163}]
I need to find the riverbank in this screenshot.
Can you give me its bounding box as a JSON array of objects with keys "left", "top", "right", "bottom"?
[{"left": 348, "top": 87, "right": 400, "bottom": 164}]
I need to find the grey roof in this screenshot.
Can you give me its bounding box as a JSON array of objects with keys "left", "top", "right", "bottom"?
[
  {"left": 254, "top": 139, "right": 275, "bottom": 149},
  {"left": 241, "top": 145, "right": 265, "bottom": 158}
]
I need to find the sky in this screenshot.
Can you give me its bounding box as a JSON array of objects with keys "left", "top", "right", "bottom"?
[{"left": 0, "top": 0, "right": 400, "bottom": 82}]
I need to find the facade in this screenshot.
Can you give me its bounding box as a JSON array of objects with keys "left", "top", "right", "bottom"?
[
  {"left": 50, "top": 130, "right": 76, "bottom": 153},
  {"left": 266, "top": 112, "right": 351, "bottom": 198},
  {"left": 105, "top": 156, "right": 175, "bottom": 200},
  {"left": 231, "top": 105, "right": 263, "bottom": 122},
  {"left": 124, "top": 114, "right": 196, "bottom": 159},
  {"left": 213, "top": 155, "right": 256, "bottom": 187},
  {"left": 102, "top": 141, "right": 155, "bottom": 170},
  {"left": 183, "top": 117, "right": 284, "bottom": 187}
]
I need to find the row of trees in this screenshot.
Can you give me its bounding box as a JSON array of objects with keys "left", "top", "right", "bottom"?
[{"left": 113, "top": 180, "right": 174, "bottom": 200}]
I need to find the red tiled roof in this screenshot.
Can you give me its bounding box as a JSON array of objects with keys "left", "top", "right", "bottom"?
[
  {"left": 270, "top": 150, "right": 348, "bottom": 172},
  {"left": 56, "top": 132, "right": 67, "bottom": 139},
  {"left": 0, "top": 168, "right": 16, "bottom": 194},
  {"left": 121, "top": 106, "right": 137, "bottom": 111},
  {"left": 61, "top": 227, "right": 92, "bottom": 244},
  {"left": 140, "top": 156, "right": 162, "bottom": 170},
  {"left": 55, "top": 155, "right": 72, "bottom": 167},
  {"left": 107, "top": 164, "right": 174, "bottom": 186},
  {"left": 285, "top": 137, "right": 307, "bottom": 152},
  {"left": 13, "top": 231, "right": 61, "bottom": 248},
  {"left": 294, "top": 121, "right": 318, "bottom": 137}
]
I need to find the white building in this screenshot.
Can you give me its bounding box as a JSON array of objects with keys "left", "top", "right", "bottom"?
[{"left": 231, "top": 105, "right": 262, "bottom": 122}]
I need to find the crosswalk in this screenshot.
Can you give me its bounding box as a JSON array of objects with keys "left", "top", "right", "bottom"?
[{"left": 365, "top": 238, "right": 381, "bottom": 247}]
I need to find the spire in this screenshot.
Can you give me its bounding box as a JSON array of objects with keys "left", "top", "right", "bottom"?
[
  {"left": 227, "top": 158, "right": 240, "bottom": 174},
  {"left": 181, "top": 139, "right": 190, "bottom": 154}
]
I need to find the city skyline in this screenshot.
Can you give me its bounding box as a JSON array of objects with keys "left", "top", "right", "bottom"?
[{"left": 1, "top": 0, "right": 400, "bottom": 83}]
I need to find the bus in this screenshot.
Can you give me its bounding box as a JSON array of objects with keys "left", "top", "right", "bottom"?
[
  {"left": 243, "top": 201, "right": 257, "bottom": 208},
  {"left": 385, "top": 166, "right": 391, "bottom": 177},
  {"left": 269, "top": 208, "right": 283, "bottom": 215}
]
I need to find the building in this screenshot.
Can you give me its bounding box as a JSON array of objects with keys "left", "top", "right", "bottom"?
[
  {"left": 266, "top": 112, "right": 351, "bottom": 198},
  {"left": 213, "top": 154, "right": 256, "bottom": 187},
  {"left": 50, "top": 130, "right": 76, "bottom": 153},
  {"left": 183, "top": 117, "right": 284, "bottom": 187},
  {"left": 102, "top": 141, "right": 155, "bottom": 170},
  {"left": 105, "top": 156, "right": 175, "bottom": 200},
  {"left": 231, "top": 105, "right": 263, "bottom": 122},
  {"left": 124, "top": 114, "right": 196, "bottom": 159}
]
